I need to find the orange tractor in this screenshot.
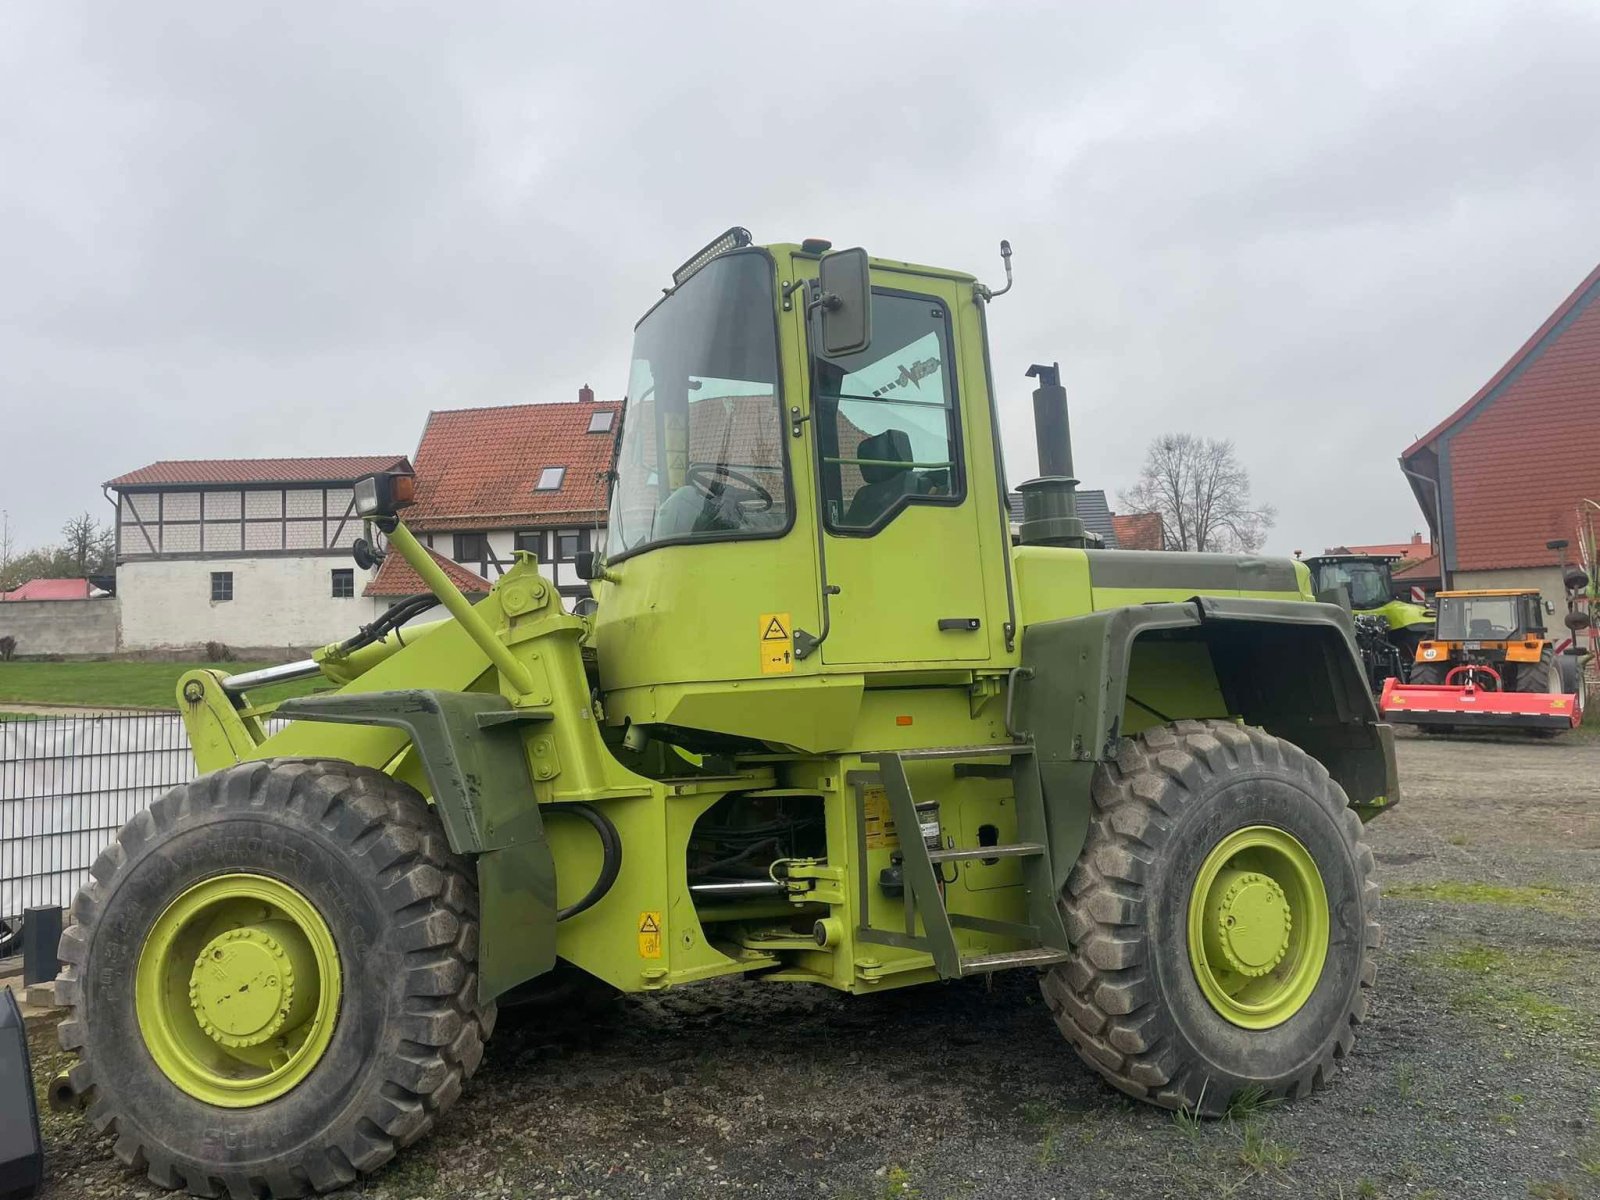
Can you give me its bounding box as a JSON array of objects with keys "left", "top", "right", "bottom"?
[{"left": 1380, "top": 584, "right": 1589, "bottom": 732}]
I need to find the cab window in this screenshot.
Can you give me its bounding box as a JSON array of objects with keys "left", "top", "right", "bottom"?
[{"left": 813, "top": 291, "right": 962, "bottom": 533}]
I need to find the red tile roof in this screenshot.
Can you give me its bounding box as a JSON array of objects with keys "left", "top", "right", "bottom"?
[
  {"left": 1392, "top": 554, "right": 1441, "bottom": 580},
  {"left": 1, "top": 578, "right": 94, "bottom": 601},
  {"left": 1406, "top": 263, "right": 1600, "bottom": 571},
  {"left": 1405, "top": 263, "right": 1600, "bottom": 456},
  {"left": 1110, "top": 512, "right": 1164, "bottom": 550},
  {"left": 364, "top": 545, "right": 492, "bottom": 598},
  {"left": 404, "top": 401, "right": 621, "bottom": 531},
  {"left": 106, "top": 455, "right": 410, "bottom": 488},
  {"left": 1324, "top": 535, "right": 1433, "bottom": 560}
]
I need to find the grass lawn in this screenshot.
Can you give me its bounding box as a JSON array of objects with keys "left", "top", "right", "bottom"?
[{"left": 0, "top": 660, "right": 322, "bottom": 711}]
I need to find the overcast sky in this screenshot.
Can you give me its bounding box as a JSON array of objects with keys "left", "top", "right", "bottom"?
[{"left": 3, "top": 2, "right": 1597, "bottom": 556}]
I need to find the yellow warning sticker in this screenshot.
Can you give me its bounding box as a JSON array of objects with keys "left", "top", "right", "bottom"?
[
  {"left": 759, "top": 611, "right": 794, "bottom": 674},
  {"left": 638, "top": 911, "right": 663, "bottom": 959},
  {"left": 862, "top": 783, "right": 899, "bottom": 850}
]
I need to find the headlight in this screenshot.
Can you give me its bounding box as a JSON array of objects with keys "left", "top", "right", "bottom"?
[
  {"left": 354, "top": 475, "right": 382, "bottom": 516},
  {"left": 353, "top": 473, "right": 415, "bottom": 519}
]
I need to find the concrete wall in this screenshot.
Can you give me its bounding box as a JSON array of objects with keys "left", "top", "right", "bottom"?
[
  {"left": 119, "top": 556, "right": 377, "bottom": 652},
  {"left": 0, "top": 597, "right": 120, "bottom": 656}
]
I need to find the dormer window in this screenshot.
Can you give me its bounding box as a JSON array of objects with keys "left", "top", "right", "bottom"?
[
  {"left": 535, "top": 467, "right": 566, "bottom": 491},
  {"left": 587, "top": 410, "right": 614, "bottom": 434}
]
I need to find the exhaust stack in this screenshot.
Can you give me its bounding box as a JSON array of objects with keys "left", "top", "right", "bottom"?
[{"left": 1015, "top": 362, "right": 1088, "bottom": 548}]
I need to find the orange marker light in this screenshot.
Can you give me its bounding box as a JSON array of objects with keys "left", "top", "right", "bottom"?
[{"left": 895, "top": 715, "right": 913, "bottom": 726}]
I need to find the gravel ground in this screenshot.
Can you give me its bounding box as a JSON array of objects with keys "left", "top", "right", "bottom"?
[{"left": 25, "top": 730, "right": 1600, "bottom": 1200}]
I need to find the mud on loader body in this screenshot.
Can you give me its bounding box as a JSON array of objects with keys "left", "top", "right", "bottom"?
[{"left": 53, "top": 232, "right": 1397, "bottom": 1196}]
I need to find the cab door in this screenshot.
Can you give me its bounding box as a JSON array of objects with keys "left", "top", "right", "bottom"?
[{"left": 810, "top": 282, "right": 992, "bottom": 666}]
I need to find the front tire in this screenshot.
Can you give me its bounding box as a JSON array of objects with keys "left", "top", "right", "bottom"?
[
  {"left": 1408, "top": 659, "right": 1448, "bottom": 686},
  {"left": 1040, "top": 720, "right": 1379, "bottom": 1115},
  {"left": 55, "top": 760, "right": 494, "bottom": 1198}
]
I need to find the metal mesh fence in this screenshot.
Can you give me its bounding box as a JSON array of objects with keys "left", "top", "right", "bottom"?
[{"left": 0, "top": 713, "right": 265, "bottom": 934}]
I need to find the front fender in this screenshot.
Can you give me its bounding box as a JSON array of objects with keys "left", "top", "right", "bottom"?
[
  {"left": 1014, "top": 597, "right": 1398, "bottom": 867},
  {"left": 274, "top": 689, "right": 557, "bottom": 1004}
]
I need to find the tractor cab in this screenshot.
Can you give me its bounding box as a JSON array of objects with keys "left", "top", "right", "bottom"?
[
  {"left": 1304, "top": 554, "right": 1399, "bottom": 612},
  {"left": 1432, "top": 589, "right": 1545, "bottom": 643}
]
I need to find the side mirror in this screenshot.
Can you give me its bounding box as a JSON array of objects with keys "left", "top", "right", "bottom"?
[
  {"left": 1545, "top": 599, "right": 1557, "bottom": 615},
  {"left": 817, "top": 247, "right": 872, "bottom": 357},
  {"left": 574, "top": 550, "right": 600, "bottom": 581}
]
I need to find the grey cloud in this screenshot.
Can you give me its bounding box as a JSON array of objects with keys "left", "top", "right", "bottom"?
[{"left": 2, "top": 1, "right": 1596, "bottom": 555}]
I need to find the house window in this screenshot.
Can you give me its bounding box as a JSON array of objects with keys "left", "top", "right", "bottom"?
[
  {"left": 514, "top": 530, "right": 545, "bottom": 558},
  {"left": 210, "top": 572, "right": 233, "bottom": 602},
  {"left": 587, "top": 410, "right": 614, "bottom": 434},
  {"left": 454, "top": 533, "right": 489, "bottom": 563},
  {"left": 556, "top": 530, "right": 588, "bottom": 561},
  {"left": 331, "top": 568, "right": 354, "bottom": 599},
  {"left": 535, "top": 467, "right": 566, "bottom": 491}
]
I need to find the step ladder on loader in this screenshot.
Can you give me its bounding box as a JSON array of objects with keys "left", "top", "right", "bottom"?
[{"left": 859, "top": 743, "right": 1071, "bottom": 978}]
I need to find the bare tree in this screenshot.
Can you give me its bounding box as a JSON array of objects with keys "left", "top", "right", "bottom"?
[
  {"left": 1118, "top": 434, "right": 1276, "bottom": 553},
  {"left": 60, "top": 511, "right": 115, "bottom": 576}
]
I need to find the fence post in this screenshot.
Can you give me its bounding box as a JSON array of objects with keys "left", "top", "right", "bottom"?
[{"left": 22, "top": 905, "right": 63, "bottom": 986}]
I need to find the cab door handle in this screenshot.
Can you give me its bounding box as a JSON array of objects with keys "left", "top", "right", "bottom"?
[{"left": 938, "top": 618, "right": 981, "bottom": 632}]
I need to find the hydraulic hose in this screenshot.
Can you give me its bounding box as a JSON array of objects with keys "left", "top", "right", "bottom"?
[{"left": 554, "top": 802, "right": 623, "bottom": 922}]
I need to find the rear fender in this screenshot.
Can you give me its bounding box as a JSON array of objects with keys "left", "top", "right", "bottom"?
[{"left": 1014, "top": 598, "right": 1399, "bottom": 886}]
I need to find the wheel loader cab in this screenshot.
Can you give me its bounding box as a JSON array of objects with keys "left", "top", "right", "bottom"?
[{"left": 590, "top": 240, "right": 1015, "bottom": 742}]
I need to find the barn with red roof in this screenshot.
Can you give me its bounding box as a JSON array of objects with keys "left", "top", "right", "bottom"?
[{"left": 1400, "top": 262, "right": 1600, "bottom": 626}]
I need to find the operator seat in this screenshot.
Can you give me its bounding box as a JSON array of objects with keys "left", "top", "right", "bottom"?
[{"left": 843, "top": 428, "right": 917, "bottom": 527}]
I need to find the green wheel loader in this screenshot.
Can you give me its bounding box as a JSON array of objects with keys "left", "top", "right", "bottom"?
[{"left": 53, "top": 231, "right": 1396, "bottom": 1196}]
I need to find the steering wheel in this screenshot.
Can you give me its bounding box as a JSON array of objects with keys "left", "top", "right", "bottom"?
[{"left": 686, "top": 463, "right": 774, "bottom": 512}]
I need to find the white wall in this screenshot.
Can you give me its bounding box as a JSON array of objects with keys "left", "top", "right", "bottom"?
[
  {"left": 423, "top": 527, "right": 592, "bottom": 598},
  {"left": 120, "top": 557, "right": 377, "bottom": 651}
]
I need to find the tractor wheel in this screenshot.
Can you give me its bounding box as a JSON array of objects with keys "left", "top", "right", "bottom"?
[
  {"left": 1040, "top": 719, "right": 1379, "bottom": 1116},
  {"left": 1408, "top": 659, "right": 1447, "bottom": 686},
  {"left": 1513, "top": 647, "right": 1561, "bottom": 694},
  {"left": 55, "top": 759, "right": 494, "bottom": 1198}
]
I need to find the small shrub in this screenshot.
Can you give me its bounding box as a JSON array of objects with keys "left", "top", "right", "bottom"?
[
  {"left": 205, "top": 641, "right": 235, "bottom": 663},
  {"left": 0, "top": 635, "right": 15, "bottom": 661}
]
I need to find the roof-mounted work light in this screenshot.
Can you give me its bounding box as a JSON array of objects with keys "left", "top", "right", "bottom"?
[
  {"left": 353, "top": 471, "right": 416, "bottom": 521},
  {"left": 672, "top": 226, "right": 752, "bottom": 286}
]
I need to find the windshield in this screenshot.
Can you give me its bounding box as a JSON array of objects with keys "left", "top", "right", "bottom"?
[
  {"left": 605, "top": 251, "right": 787, "bottom": 558},
  {"left": 1436, "top": 596, "right": 1521, "bottom": 641},
  {"left": 1314, "top": 561, "right": 1390, "bottom": 610}
]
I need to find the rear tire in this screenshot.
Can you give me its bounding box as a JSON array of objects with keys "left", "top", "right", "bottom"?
[
  {"left": 1040, "top": 720, "right": 1379, "bottom": 1116},
  {"left": 1513, "top": 648, "right": 1561, "bottom": 694},
  {"left": 55, "top": 759, "right": 495, "bottom": 1197}
]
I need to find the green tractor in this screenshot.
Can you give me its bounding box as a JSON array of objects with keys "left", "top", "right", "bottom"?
[
  {"left": 1302, "top": 553, "right": 1434, "bottom": 680},
  {"left": 52, "top": 232, "right": 1395, "bottom": 1197}
]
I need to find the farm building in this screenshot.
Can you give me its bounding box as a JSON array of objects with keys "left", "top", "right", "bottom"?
[
  {"left": 105, "top": 455, "right": 411, "bottom": 651},
  {"left": 1400, "top": 261, "right": 1600, "bottom": 629},
  {"left": 372, "top": 387, "right": 620, "bottom": 607}
]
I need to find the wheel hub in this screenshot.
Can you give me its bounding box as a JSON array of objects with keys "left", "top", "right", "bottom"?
[
  {"left": 1202, "top": 869, "right": 1291, "bottom": 977},
  {"left": 135, "top": 873, "right": 342, "bottom": 1107},
  {"left": 188, "top": 922, "right": 314, "bottom": 1049},
  {"left": 1185, "top": 826, "right": 1331, "bottom": 1030}
]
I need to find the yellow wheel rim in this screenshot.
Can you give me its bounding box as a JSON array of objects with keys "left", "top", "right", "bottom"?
[
  {"left": 135, "top": 873, "right": 342, "bottom": 1107},
  {"left": 1186, "top": 826, "right": 1329, "bottom": 1030}
]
